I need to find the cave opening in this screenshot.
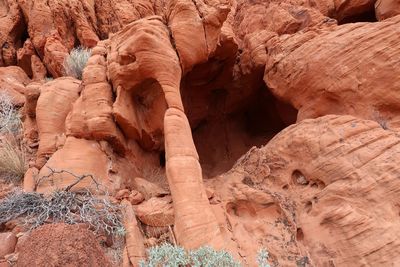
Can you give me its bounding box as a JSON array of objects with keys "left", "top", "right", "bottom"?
[
  {"left": 19, "top": 24, "right": 30, "bottom": 48},
  {"left": 190, "top": 85, "right": 298, "bottom": 178},
  {"left": 338, "top": 8, "right": 377, "bottom": 24}
]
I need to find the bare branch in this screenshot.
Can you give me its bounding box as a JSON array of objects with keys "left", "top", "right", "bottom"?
[{"left": 35, "top": 166, "right": 104, "bottom": 193}]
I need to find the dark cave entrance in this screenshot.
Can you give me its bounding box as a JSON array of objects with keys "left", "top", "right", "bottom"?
[
  {"left": 189, "top": 86, "right": 298, "bottom": 178},
  {"left": 337, "top": 6, "right": 377, "bottom": 24}
]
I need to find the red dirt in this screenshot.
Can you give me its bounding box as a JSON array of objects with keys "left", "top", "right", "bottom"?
[{"left": 17, "top": 223, "right": 111, "bottom": 267}]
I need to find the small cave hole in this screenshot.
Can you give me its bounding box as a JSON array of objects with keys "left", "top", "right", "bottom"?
[
  {"left": 159, "top": 151, "right": 166, "bottom": 167},
  {"left": 282, "top": 184, "right": 289, "bottom": 190},
  {"left": 242, "top": 176, "right": 255, "bottom": 187},
  {"left": 292, "top": 170, "right": 309, "bottom": 186},
  {"left": 338, "top": 8, "right": 377, "bottom": 24},
  {"left": 189, "top": 84, "right": 298, "bottom": 177},
  {"left": 316, "top": 180, "right": 326, "bottom": 189},
  {"left": 305, "top": 201, "right": 312, "bottom": 213},
  {"left": 310, "top": 179, "right": 326, "bottom": 189},
  {"left": 296, "top": 228, "right": 304, "bottom": 241},
  {"left": 19, "top": 26, "right": 30, "bottom": 47}
]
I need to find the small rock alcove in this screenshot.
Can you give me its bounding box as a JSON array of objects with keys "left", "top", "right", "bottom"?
[{"left": 188, "top": 85, "right": 298, "bottom": 177}]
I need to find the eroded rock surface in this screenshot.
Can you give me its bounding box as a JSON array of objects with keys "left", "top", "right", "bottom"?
[
  {"left": 0, "top": 0, "right": 399, "bottom": 266},
  {"left": 211, "top": 115, "right": 400, "bottom": 266},
  {"left": 264, "top": 15, "right": 400, "bottom": 128}
]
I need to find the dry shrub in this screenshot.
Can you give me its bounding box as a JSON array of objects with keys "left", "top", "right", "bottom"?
[
  {"left": 0, "top": 136, "right": 26, "bottom": 183},
  {"left": 0, "top": 92, "right": 21, "bottom": 134},
  {"left": 0, "top": 92, "right": 25, "bottom": 182},
  {"left": 63, "top": 46, "right": 91, "bottom": 80},
  {"left": 0, "top": 189, "right": 125, "bottom": 236}
]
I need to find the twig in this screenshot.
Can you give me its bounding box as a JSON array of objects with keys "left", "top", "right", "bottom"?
[
  {"left": 169, "top": 225, "right": 177, "bottom": 246},
  {"left": 35, "top": 166, "right": 104, "bottom": 193}
]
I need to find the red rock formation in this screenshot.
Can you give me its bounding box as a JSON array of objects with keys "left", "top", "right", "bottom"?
[
  {"left": 0, "top": 66, "right": 30, "bottom": 106},
  {"left": 17, "top": 0, "right": 99, "bottom": 77},
  {"left": 108, "top": 17, "right": 179, "bottom": 151},
  {"left": 0, "top": 0, "right": 25, "bottom": 67},
  {"left": 0, "top": 0, "right": 399, "bottom": 266},
  {"left": 0, "top": 232, "right": 17, "bottom": 258},
  {"left": 66, "top": 40, "right": 126, "bottom": 155},
  {"left": 35, "top": 77, "right": 81, "bottom": 168},
  {"left": 264, "top": 15, "right": 400, "bottom": 128},
  {"left": 333, "top": 0, "right": 376, "bottom": 22},
  {"left": 375, "top": 0, "right": 400, "bottom": 20},
  {"left": 206, "top": 115, "right": 400, "bottom": 266},
  {"left": 121, "top": 200, "right": 146, "bottom": 266}
]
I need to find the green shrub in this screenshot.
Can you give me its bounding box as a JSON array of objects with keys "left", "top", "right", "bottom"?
[
  {"left": 189, "top": 246, "right": 242, "bottom": 267},
  {"left": 63, "top": 46, "right": 91, "bottom": 80},
  {"left": 256, "top": 249, "right": 271, "bottom": 267},
  {"left": 44, "top": 77, "right": 54, "bottom": 82},
  {"left": 139, "top": 243, "right": 241, "bottom": 267}
]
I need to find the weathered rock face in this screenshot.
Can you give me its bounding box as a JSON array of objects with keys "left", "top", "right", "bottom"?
[
  {"left": 35, "top": 77, "right": 81, "bottom": 168},
  {"left": 1, "top": 0, "right": 400, "bottom": 266},
  {"left": 264, "top": 15, "right": 400, "bottom": 128},
  {"left": 108, "top": 17, "right": 179, "bottom": 151},
  {"left": 17, "top": 0, "right": 99, "bottom": 77},
  {"left": 0, "top": 0, "right": 25, "bottom": 67},
  {"left": 0, "top": 66, "right": 30, "bottom": 106},
  {"left": 333, "top": 0, "right": 376, "bottom": 22},
  {"left": 210, "top": 115, "right": 400, "bottom": 266},
  {"left": 375, "top": 0, "right": 400, "bottom": 20},
  {"left": 0, "top": 232, "right": 17, "bottom": 258}
]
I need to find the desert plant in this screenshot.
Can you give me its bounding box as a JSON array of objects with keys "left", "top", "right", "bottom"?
[
  {"left": 63, "top": 46, "right": 91, "bottom": 80},
  {"left": 139, "top": 243, "right": 241, "bottom": 267},
  {"left": 0, "top": 136, "right": 26, "bottom": 183},
  {"left": 256, "top": 249, "right": 271, "bottom": 267},
  {"left": 44, "top": 77, "right": 54, "bottom": 82},
  {"left": 189, "top": 246, "right": 242, "bottom": 267},
  {"left": 0, "top": 188, "right": 125, "bottom": 236},
  {"left": 140, "top": 243, "right": 189, "bottom": 267},
  {"left": 0, "top": 92, "right": 21, "bottom": 134}
]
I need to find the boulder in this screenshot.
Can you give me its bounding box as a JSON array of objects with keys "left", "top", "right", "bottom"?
[
  {"left": 132, "top": 177, "right": 168, "bottom": 200},
  {"left": 134, "top": 196, "right": 174, "bottom": 227},
  {"left": 128, "top": 190, "right": 145, "bottom": 205},
  {"left": 0, "top": 232, "right": 17, "bottom": 258},
  {"left": 23, "top": 167, "right": 38, "bottom": 192},
  {"left": 0, "top": 66, "right": 30, "bottom": 106}
]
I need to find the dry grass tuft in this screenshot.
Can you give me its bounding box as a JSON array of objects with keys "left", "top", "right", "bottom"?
[
  {"left": 0, "top": 93, "right": 25, "bottom": 183},
  {"left": 0, "top": 137, "right": 26, "bottom": 183},
  {"left": 63, "top": 46, "right": 91, "bottom": 80},
  {"left": 0, "top": 92, "right": 21, "bottom": 134}
]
